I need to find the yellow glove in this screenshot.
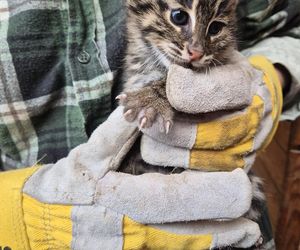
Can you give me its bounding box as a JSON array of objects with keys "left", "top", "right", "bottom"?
[{"left": 141, "top": 54, "right": 283, "bottom": 172}]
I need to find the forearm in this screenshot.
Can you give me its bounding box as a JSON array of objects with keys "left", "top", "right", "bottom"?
[{"left": 242, "top": 34, "right": 300, "bottom": 113}]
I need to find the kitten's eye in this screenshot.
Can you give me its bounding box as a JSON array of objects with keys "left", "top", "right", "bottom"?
[
  {"left": 171, "top": 10, "right": 189, "bottom": 26},
  {"left": 208, "top": 21, "right": 226, "bottom": 36}
]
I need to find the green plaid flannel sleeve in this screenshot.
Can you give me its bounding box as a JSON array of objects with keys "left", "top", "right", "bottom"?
[
  {"left": 0, "top": 0, "right": 125, "bottom": 170},
  {"left": 238, "top": 0, "right": 300, "bottom": 120},
  {"left": 237, "top": 0, "right": 300, "bottom": 49}
]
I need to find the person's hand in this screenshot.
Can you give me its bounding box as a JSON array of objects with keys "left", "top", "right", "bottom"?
[
  {"left": 22, "top": 107, "right": 252, "bottom": 221},
  {"left": 0, "top": 106, "right": 261, "bottom": 249},
  {"left": 1, "top": 52, "right": 281, "bottom": 250},
  {"left": 140, "top": 53, "right": 283, "bottom": 173}
]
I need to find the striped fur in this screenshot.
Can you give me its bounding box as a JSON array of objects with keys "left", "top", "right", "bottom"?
[{"left": 121, "top": 0, "right": 265, "bottom": 224}]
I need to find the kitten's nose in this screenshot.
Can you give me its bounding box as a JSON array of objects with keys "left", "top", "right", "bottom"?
[{"left": 188, "top": 47, "right": 204, "bottom": 61}]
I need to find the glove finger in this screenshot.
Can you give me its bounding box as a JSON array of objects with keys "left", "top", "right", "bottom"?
[
  {"left": 152, "top": 218, "right": 261, "bottom": 249},
  {"left": 140, "top": 135, "right": 190, "bottom": 168},
  {"left": 96, "top": 168, "right": 252, "bottom": 223},
  {"left": 140, "top": 134, "right": 257, "bottom": 172}
]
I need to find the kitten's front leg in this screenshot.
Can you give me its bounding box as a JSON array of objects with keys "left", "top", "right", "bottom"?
[{"left": 117, "top": 79, "right": 174, "bottom": 133}]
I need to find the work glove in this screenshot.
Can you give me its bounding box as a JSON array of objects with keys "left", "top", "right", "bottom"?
[
  {"left": 142, "top": 52, "right": 282, "bottom": 173},
  {"left": 0, "top": 52, "right": 282, "bottom": 250}
]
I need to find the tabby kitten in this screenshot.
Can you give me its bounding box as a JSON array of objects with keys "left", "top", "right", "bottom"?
[
  {"left": 118, "top": 0, "right": 265, "bottom": 226},
  {"left": 118, "top": 0, "right": 238, "bottom": 132}
]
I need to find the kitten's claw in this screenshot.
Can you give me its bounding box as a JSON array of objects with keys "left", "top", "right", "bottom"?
[
  {"left": 139, "top": 117, "right": 148, "bottom": 130},
  {"left": 124, "top": 109, "right": 133, "bottom": 118},
  {"left": 165, "top": 121, "right": 171, "bottom": 134},
  {"left": 255, "top": 236, "right": 263, "bottom": 248},
  {"left": 123, "top": 108, "right": 138, "bottom": 122},
  {"left": 116, "top": 94, "right": 127, "bottom": 101}
]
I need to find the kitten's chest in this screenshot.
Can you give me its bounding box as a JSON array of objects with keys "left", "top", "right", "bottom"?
[{"left": 124, "top": 54, "right": 167, "bottom": 90}]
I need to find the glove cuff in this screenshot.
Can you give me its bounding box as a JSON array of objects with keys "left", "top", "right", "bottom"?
[{"left": 249, "top": 55, "right": 283, "bottom": 150}]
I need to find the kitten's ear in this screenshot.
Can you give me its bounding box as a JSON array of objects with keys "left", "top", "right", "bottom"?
[
  {"left": 126, "top": 0, "right": 140, "bottom": 9},
  {"left": 126, "top": 0, "right": 138, "bottom": 4},
  {"left": 228, "top": 0, "right": 238, "bottom": 9},
  {"left": 217, "top": 0, "right": 238, "bottom": 14},
  {"left": 126, "top": 0, "right": 134, "bottom": 7}
]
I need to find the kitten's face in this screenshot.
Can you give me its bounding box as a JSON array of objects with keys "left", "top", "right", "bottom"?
[{"left": 127, "top": 0, "right": 238, "bottom": 70}]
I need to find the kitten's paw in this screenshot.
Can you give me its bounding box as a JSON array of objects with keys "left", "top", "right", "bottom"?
[
  {"left": 117, "top": 93, "right": 141, "bottom": 122},
  {"left": 138, "top": 107, "right": 173, "bottom": 134},
  {"left": 117, "top": 89, "right": 174, "bottom": 133}
]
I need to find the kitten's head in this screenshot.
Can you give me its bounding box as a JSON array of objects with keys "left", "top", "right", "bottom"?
[{"left": 127, "top": 0, "right": 238, "bottom": 70}]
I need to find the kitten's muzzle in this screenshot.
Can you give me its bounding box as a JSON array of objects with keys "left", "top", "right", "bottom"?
[{"left": 187, "top": 46, "right": 204, "bottom": 62}]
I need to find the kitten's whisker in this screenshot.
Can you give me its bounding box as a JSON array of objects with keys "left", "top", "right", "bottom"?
[
  {"left": 208, "top": 66, "right": 212, "bottom": 75},
  {"left": 211, "top": 60, "right": 217, "bottom": 68},
  {"left": 212, "top": 58, "right": 224, "bottom": 66},
  {"left": 137, "top": 49, "right": 163, "bottom": 75}
]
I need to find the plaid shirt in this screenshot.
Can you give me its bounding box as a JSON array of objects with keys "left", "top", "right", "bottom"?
[
  {"left": 0, "top": 0, "right": 299, "bottom": 170},
  {"left": 0, "top": 0, "right": 126, "bottom": 169}
]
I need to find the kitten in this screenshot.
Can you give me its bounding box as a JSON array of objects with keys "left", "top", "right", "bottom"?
[
  {"left": 118, "top": 0, "right": 238, "bottom": 132},
  {"left": 118, "top": 0, "right": 265, "bottom": 228}
]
